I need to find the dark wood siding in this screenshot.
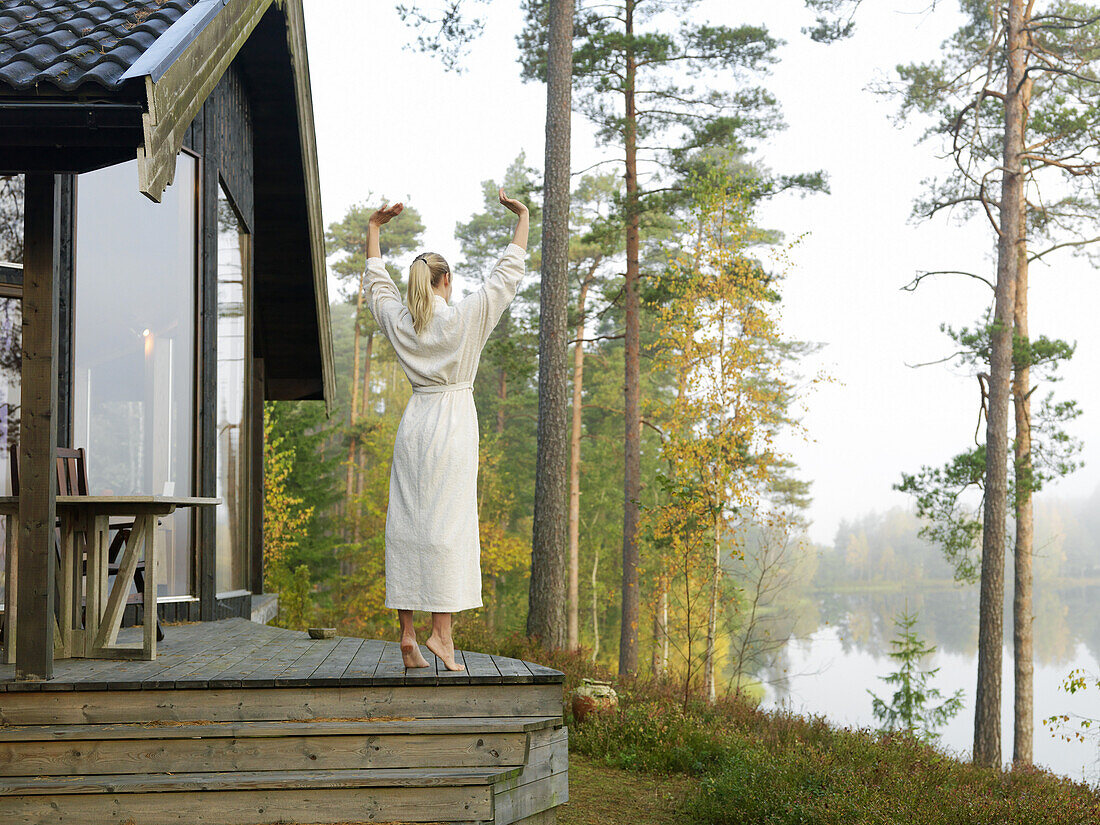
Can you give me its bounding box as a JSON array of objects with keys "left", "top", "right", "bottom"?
[{"left": 191, "top": 64, "right": 255, "bottom": 621}]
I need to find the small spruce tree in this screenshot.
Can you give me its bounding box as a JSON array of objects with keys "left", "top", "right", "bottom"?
[{"left": 869, "top": 609, "right": 964, "bottom": 743}]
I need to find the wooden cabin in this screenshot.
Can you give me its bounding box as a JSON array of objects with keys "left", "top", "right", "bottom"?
[{"left": 0, "top": 2, "right": 568, "bottom": 823}]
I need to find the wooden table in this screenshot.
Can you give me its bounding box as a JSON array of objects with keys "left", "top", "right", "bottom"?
[{"left": 0, "top": 496, "right": 219, "bottom": 663}]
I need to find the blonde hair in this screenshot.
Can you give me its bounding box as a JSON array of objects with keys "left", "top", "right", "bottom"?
[{"left": 407, "top": 252, "right": 450, "bottom": 334}]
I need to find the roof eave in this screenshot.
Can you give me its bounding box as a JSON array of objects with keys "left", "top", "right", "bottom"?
[
  {"left": 282, "top": 0, "right": 335, "bottom": 412},
  {"left": 128, "top": 0, "right": 275, "bottom": 203}
]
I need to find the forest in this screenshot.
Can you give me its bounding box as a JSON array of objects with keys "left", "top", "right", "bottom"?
[
  {"left": 2, "top": 0, "right": 1100, "bottom": 822},
  {"left": 184, "top": 0, "right": 1100, "bottom": 820},
  {"left": 0, "top": 0, "right": 1095, "bottom": 820}
]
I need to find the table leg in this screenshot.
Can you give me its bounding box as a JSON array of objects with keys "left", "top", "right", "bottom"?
[
  {"left": 85, "top": 515, "right": 109, "bottom": 658},
  {"left": 57, "top": 516, "right": 74, "bottom": 658},
  {"left": 71, "top": 517, "right": 84, "bottom": 654},
  {"left": 92, "top": 515, "right": 146, "bottom": 652},
  {"left": 3, "top": 513, "right": 16, "bottom": 665},
  {"left": 142, "top": 514, "right": 157, "bottom": 660}
]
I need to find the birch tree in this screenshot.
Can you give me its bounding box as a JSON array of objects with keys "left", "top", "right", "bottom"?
[
  {"left": 648, "top": 176, "right": 802, "bottom": 701},
  {"left": 0, "top": 175, "right": 22, "bottom": 263}
]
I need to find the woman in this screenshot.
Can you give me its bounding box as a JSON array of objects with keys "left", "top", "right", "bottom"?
[{"left": 364, "top": 190, "right": 529, "bottom": 671}]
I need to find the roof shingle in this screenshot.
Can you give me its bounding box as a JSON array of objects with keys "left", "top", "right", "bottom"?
[{"left": 0, "top": 0, "right": 196, "bottom": 92}]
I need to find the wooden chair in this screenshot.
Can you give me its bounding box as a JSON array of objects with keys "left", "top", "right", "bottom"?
[{"left": 2, "top": 448, "right": 163, "bottom": 646}]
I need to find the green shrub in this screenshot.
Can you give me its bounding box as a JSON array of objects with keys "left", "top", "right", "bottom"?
[{"left": 491, "top": 631, "right": 1100, "bottom": 824}]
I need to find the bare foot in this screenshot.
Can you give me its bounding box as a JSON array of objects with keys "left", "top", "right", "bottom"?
[
  {"left": 425, "top": 633, "right": 465, "bottom": 671},
  {"left": 400, "top": 637, "right": 430, "bottom": 668}
]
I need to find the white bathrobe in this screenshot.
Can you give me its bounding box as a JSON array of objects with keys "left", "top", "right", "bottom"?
[{"left": 364, "top": 243, "right": 527, "bottom": 612}]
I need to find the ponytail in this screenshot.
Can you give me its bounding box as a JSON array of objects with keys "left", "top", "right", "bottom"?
[{"left": 407, "top": 252, "right": 450, "bottom": 334}]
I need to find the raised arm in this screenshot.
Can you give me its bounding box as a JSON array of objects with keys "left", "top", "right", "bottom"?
[
  {"left": 363, "top": 202, "right": 406, "bottom": 333},
  {"left": 499, "top": 188, "right": 529, "bottom": 250},
  {"left": 458, "top": 191, "right": 530, "bottom": 347}
]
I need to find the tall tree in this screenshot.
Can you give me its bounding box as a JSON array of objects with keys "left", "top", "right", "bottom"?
[
  {"left": 519, "top": 0, "right": 806, "bottom": 674},
  {"left": 566, "top": 172, "right": 622, "bottom": 650},
  {"left": 820, "top": 0, "right": 1100, "bottom": 766},
  {"left": 976, "top": 0, "right": 1026, "bottom": 768},
  {"left": 528, "top": 0, "right": 575, "bottom": 648}
]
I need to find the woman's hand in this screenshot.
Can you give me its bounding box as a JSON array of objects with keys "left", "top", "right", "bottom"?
[
  {"left": 498, "top": 189, "right": 529, "bottom": 216},
  {"left": 369, "top": 202, "right": 404, "bottom": 227},
  {"left": 499, "top": 189, "right": 530, "bottom": 251},
  {"left": 367, "top": 202, "right": 402, "bottom": 258}
]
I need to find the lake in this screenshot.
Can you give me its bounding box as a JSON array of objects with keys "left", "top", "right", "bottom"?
[{"left": 756, "top": 584, "right": 1100, "bottom": 784}]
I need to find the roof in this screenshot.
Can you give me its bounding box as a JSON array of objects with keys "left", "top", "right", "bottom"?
[
  {"left": 0, "top": 0, "right": 196, "bottom": 92},
  {"left": 0, "top": 0, "right": 335, "bottom": 406}
]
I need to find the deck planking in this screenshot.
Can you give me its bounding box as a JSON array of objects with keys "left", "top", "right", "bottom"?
[{"left": 0, "top": 618, "right": 562, "bottom": 692}]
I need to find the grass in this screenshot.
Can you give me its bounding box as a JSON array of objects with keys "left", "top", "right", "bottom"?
[
  {"left": 558, "top": 753, "right": 695, "bottom": 825},
  {"left": 470, "top": 630, "right": 1100, "bottom": 825}
]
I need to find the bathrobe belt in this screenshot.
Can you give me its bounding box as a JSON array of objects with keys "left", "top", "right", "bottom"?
[{"left": 412, "top": 381, "right": 474, "bottom": 394}]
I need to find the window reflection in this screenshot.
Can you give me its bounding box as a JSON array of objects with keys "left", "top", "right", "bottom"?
[
  {"left": 215, "top": 184, "right": 249, "bottom": 593},
  {"left": 0, "top": 173, "right": 24, "bottom": 604},
  {"left": 0, "top": 297, "right": 19, "bottom": 604},
  {"left": 74, "top": 157, "right": 197, "bottom": 598}
]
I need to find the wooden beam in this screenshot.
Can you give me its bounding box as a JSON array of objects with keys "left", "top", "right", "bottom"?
[
  {"left": 199, "top": 100, "right": 218, "bottom": 623},
  {"left": 283, "top": 0, "right": 335, "bottom": 411},
  {"left": 250, "top": 357, "right": 264, "bottom": 596},
  {"left": 15, "top": 174, "right": 60, "bottom": 681}
]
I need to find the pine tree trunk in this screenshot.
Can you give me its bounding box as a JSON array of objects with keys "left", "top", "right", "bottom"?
[
  {"left": 361, "top": 332, "right": 373, "bottom": 419},
  {"left": 1012, "top": 161, "right": 1034, "bottom": 767},
  {"left": 354, "top": 332, "right": 374, "bottom": 541},
  {"left": 975, "top": 0, "right": 1025, "bottom": 769},
  {"left": 496, "top": 308, "right": 510, "bottom": 435},
  {"left": 619, "top": 0, "right": 642, "bottom": 677},
  {"left": 591, "top": 548, "right": 600, "bottom": 663},
  {"left": 568, "top": 272, "right": 594, "bottom": 650},
  {"left": 497, "top": 366, "right": 507, "bottom": 435},
  {"left": 527, "top": 0, "right": 574, "bottom": 649},
  {"left": 704, "top": 517, "right": 721, "bottom": 703},
  {"left": 346, "top": 272, "right": 365, "bottom": 544}
]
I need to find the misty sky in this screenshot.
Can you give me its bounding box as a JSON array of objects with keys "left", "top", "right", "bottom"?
[{"left": 303, "top": 0, "right": 1100, "bottom": 544}]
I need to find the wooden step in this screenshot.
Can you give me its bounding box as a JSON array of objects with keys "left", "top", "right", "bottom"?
[
  {"left": 0, "top": 768, "right": 508, "bottom": 825},
  {"left": 0, "top": 717, "right": 562, "bottom": 777},
  {"left": 0, "top": 766, "right": 522, "bottom": 795},
  {"left": 0, "top": 682, "right": 564, "bottom": 725},
  {"left": 0, "top": 715, "right": 562, "bottom": 741}
]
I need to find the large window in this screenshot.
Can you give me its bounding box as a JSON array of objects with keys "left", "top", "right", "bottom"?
[
  {"left": 74, "top": 157, "right": 198, "bottom": 599},
  {"left": 0, "top": 294, "right": 19, "bottom": 605},
  {"left": 215, "top": 183, "right": 250, "bottom": 594},
  {"left": 0, "top": 175, "right": 21, "bottom": 605}
]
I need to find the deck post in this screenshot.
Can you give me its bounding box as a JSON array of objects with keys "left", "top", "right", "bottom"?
[
  {"left": 250, "top": 356, "right": 265, "bottom": 596},
  {"left": 15, "top": 174, "right": 61, "bottom": 681}
]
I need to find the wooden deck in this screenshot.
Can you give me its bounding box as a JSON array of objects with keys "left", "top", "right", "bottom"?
[
  {"left": 0, "top": 618, "right": 568, "bottom": 824},
  {"left": 0, "top": 617, "right": 564, "bottom": 691}
]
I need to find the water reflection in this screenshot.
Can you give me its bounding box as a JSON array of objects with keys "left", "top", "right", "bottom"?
[{"left": 752, "top": 583, "right": 1100, "bottom": 783}]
